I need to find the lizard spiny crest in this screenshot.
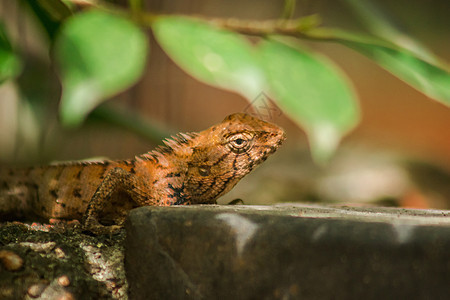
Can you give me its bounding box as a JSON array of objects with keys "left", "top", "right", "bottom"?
[{"left": 137, "top": 132, "right": 199, "bottom": 166}]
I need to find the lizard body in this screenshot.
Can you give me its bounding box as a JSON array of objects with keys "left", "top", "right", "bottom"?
[{"left": 0, "top": 113, "right": 285, "bottom": 234}]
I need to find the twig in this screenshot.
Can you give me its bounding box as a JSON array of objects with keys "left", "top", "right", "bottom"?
[
  {"left": 205, "top": 15, "right": 321, "bottom": 36},
  {"left": 66, "top": 0, "right": 321, "bottom": 38}
]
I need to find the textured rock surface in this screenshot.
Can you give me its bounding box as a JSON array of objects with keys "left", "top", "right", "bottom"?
[
  {"left": 0, "top": 223, "right": 127, "bottom": 299},
  {"left": 125, "top": 204, "right": 450, "bottom": 299}
]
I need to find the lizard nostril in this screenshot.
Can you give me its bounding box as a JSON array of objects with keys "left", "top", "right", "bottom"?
[{"left": 198, "top": 166, "right": 210, "bottom": 176}]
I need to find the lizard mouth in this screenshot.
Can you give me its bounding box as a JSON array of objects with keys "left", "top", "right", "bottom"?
[
  {"left": 278, "top": 131, "right": 287, "bottom": 146},
  {"left": 271, "top": 130, "right": 286, "bottom": 152},
  {"left": 248, "top": 130, "right": 286, "bottom": 170}
]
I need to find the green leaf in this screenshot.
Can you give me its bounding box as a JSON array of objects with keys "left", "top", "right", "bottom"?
[
  {"left": 0, "top": 22, "right": 22, "bottom": 83},
  {"left": 54, "top": 10, "right": 149, "bottom": 127},
  {"left": 260, "top": 40, "right": 359, "bottom": 163},
  {"left": 342, "top": 0, "right": 440, "bottom": 66},
  {"left": 152, "top": 16, "right": 265, "bottom": 99},
  {"left": 351, "top": 44, "right": 450, "bottom": 106},
  {"left": 304, "top": 28, "right": 450, "bottom": 106}
]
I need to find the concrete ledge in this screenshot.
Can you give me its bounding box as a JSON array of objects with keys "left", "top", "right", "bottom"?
[{"left": 125, "top": 205, "right": 450, "bottom": 299}]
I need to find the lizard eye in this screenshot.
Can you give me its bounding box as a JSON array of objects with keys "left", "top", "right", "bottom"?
[
  {"left": 227, "top": 132, "right": 254, "bottom": 153},
  {"left": 233, "top": 138, "right": 245, "bottom": 146}
]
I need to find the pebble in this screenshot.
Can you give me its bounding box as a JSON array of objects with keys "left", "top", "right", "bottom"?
[
  {"left": 57, "top": 275, "right": 70, "bottom": 287},
  {"left": 20, "top": 241, "right": 56, "bottom": 253},
  {"left": 57, "top": 292, "right": 75, "bottom": 300},
  {"left": 27, "top": 283, "right": 48, "bottom": 298},
  {"left": 55, "top": 247, "right": 66, "bottom": 259},
  {"left": 0, "top": 249, "right": 23, "bottom": 271}
]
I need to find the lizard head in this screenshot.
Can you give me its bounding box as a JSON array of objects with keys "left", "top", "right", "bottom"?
[{"left": 185, "top": 113, "right": 286, "bottom": 204}]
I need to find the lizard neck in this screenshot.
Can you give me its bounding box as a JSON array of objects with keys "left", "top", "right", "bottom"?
[{"left": 133, "top": 133, "right": 197, "bottom": 206}]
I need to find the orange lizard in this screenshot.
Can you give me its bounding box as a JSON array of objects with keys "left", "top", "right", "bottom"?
[{"left": 0, "top": 113, "right": 285, "bottom": 234}]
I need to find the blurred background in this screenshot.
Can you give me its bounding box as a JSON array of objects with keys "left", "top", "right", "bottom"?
[{"left": 1, "top": 0, "right": 449, "bottom": 209}]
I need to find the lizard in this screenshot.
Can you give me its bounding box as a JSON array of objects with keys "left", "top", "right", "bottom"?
[{"left": 0, "top": 113, "right": 285, "bottom": 234}]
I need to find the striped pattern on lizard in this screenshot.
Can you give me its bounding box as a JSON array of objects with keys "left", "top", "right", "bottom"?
[{"left": 0, "top": 113, "right": 285, "bottom": 234}]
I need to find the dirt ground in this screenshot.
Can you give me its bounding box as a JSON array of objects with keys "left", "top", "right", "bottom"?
[{"left": 0, "top": 222, "right": 127, "bottom": 300}]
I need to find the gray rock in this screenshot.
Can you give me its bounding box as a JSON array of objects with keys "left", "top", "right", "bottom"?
[{"left": 125, "top": 204, "right": 450, "bottom": 300}]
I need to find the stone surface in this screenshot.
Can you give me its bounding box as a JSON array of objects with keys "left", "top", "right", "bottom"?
[{"left": 125, "top": 204, "right": 450, "bottom": 299}]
